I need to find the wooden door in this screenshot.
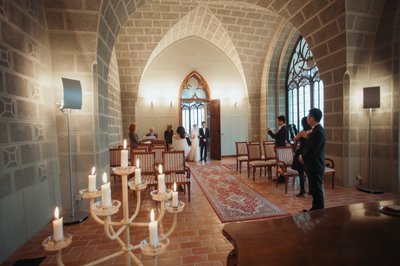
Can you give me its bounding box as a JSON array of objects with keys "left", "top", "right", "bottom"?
[{"left": 210, "top": 99, "right": 221, "bottom": 160}]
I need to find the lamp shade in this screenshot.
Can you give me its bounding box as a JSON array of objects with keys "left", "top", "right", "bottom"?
[
  {"left": 62, "top": 78, "right": 82, "bottom": 110},
  {"left": 363, "top": 86, "right": 380, "bottom": 109}
]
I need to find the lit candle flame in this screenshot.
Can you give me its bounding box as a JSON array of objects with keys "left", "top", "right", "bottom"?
[
  {"left": 150, "top": 209, "right": 154, "bottom": 222},
  {"left": 123, "top": 139, "right": 127, "bottom": 149},
  {"left": 174, "top": 182, "right": 177, "bottom": 192},
  {"left": 136, "top": 158, "right": 140, "bottom": 168},
  {"left": 91, "top": 166, "right": 95, "bottom": 175},
  {"left": 158, "top": 164, "right": 163, "bottom": 174},
  {"left": 102, "top": 172, "right": 108, "bottom": 184},
  {"left": 54, "top": 206, "right": 59, "bottom": 219}
]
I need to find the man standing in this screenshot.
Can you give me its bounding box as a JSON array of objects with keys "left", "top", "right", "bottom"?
[
  {"left": 199, "top": 121, "right": 210, "bottom": 161},
  {"left": 267, "top": 115, "right": 288, "bottom": 147},
  {"left": 299, "top": 108, "right": 326, "bottom": 211}
]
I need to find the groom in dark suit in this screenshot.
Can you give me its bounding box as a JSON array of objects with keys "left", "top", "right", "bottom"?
[
  {"left": 300, "top": 108, "right": 326, "bottom": 211},
  {"left": 199, "top": 121, "right": 210, "bottom": 161}
]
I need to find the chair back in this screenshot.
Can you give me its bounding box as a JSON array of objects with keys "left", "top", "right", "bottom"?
[
  {"left": 109, "top": 148, "right": 121, "bottom": 167},
  {"left": 151, "top": 146, "right": 165, "bottom": 165},
  {"left": 263, "top": 141, "right": 276, "bottom": 160},
  {"left": 235, "top": 141, "right": 248, "bottom": 156},
  {"left": 132, "top": 152, "right": 155, "bottom": 175},
  {"left": 275, "top": 147, "right": 294, "bottom": 165},
  {"left": 247, "top": 143, "right": 262, "bottom": 161},
  {"left": 130, "top": 147, "right": 148, "bottom": 159},
  {"left": 162, "top": 150, "right": 186, "bottom": 174}
]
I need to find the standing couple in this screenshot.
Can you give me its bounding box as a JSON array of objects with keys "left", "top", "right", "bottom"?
[{"left": 187, "top": 121, "right": 210, "bottom": 162}]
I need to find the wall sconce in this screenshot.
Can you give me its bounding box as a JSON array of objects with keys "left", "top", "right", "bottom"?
[
  {"left": 234, "top": 100, "right": 238, "bottom": 107},
  {"left": 170, "top": 101, "right": 172, "bottom": 107},
  {"left": 151, "top": 100, "right": 153, "bottom": 108}
]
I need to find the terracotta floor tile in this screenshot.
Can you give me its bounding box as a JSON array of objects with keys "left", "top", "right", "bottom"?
[{"left": 3, "top": 158, "right": 400, "bottom": 266}]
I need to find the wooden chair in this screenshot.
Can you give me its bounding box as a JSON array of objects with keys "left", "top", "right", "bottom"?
[
  {"left": 235, "top": 141, "right": 248, "bottom": 173},
  {"left": 109, "top": 148, "right": 121, "bottom": 182},
  {"left": 162, "top": 150, "right": 191, "bottom": 201},
  {"left": 275, "top": 146, "right": 298, "bottom": 194},
  {"left": 247, "top": 143, "right": 270, "bottom": 181},
  {"left": 151, "top": 146, "right": 165, "bottom": 166},
  {"left": 130, "top": 147, "right": 148, "bottom": 163},
  {"left": 131, "top": 152, "right": 157, "bottom": 191},
  {"left": 262, "top": 141, "right": 278, "bottom": 180}
]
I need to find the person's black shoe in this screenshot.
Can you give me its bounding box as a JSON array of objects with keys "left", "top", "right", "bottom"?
[
  {"left": 296, "top": 192, "right": 306, "bottom": 197},
  {"left": 204, "top": 159, "right": 207, "bottom": 162},
  {"left": 302, "top": 209, "right": 308, "bottom": 212}
]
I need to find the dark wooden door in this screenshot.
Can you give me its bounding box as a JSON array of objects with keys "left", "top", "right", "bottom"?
[{"left": 210, "top": 99, "right": 221, "bottom": 160}]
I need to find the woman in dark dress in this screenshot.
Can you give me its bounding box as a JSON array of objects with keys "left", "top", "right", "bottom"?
[
  {"left": 164, "top": 124, "right": 173, "bottom": 149},
  {"left": 129, "top": 123, "right": 139, "bottom": 148},
  {"left": 292, "top": 117, "right": 311, "bottom": 197}
]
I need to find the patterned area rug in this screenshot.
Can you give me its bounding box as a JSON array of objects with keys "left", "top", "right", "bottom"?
[{"left": 191, "top": 164, "right": 287, "bottom": 223}]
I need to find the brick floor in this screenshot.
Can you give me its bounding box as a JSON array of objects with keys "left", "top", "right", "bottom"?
[{"left": 3, "top": 158, "right": 400, "bottom": 266}]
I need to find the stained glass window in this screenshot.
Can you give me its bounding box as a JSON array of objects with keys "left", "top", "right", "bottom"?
[{"left": 287, "top": 37, "right": 324, "bottom": 130}]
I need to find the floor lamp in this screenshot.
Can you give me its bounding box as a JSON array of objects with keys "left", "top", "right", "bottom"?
[
  {"left": 58, "top": 78, "right": 89, "bottom": 224},
  {"left": 358, "top": 86, "right": 384, "bottom": 194}
]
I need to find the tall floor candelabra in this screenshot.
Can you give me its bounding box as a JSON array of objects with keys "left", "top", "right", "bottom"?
[{"left": 43, "top": 166, "right": 184, "bottom": 266}]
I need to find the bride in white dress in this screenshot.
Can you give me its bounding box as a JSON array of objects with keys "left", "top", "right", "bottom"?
[{"left": 187, "top": 124, "right": 200, "bottom": 162}]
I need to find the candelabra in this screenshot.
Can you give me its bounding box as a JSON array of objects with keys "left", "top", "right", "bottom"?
[{"left": 43, "top": 166, "right": 184, "bottom": 266}]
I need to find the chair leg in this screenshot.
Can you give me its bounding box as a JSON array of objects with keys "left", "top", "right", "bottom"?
[
  {"left": 332, "top": 173, "right": 335, "bottom": 189},
  {"left": 239, "top": 161, "right": 242, "bottom": 173},
  {"left": 187, "top": 183, "right": 191, "bottom": 202},
  {"left": 248, "top": 164, "right": 250, "bottom": 178},
  {"left": 236, "top": 160, "right": 238, "bottom": 171},
  {"left": 253, "top": 167, "right": 256, "bottom": 182},
  {"left": 285, "top": 176, "right": 288, "bottom": 194}
]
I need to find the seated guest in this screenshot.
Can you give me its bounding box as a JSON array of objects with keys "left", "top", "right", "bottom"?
[
  {"left": 267, "top": 115, "right": 288, "bottom": 147},
  {"left": 172, "top": 126, "right": 190, "bottom": 158},
  {"left": 145, "top": 127, "right": 158, "bottom": 139},
  {"left": 164, "top": 124, "right": 173, "bottom": 148},
  {"left": 129, "top": 123, "right": 139, "bottom": 148}
]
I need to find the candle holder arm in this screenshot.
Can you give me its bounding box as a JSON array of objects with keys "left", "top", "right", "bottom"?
[
  {"left": 160, "top": 213, "right": 178, "bottom": 240},
  {"left": 104, "top": 216, "right": 128, "bottom": 241},
  {"left": 128, "top": 189, "right": 143, "bottom": 222}
]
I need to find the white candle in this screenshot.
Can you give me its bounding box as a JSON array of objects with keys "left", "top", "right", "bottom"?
[
  {"left": 172, "top": 182, "right": 178, "bottom": 207},
  {"left": 157, "top": 164, "right": 165, "bottom": 193},
  {"left": 101, "top": 173, "right": 112, "bottom": 208},
  {"left": 149, "top": 209, "right": 158, "bottom": 247},
  {"left": 88, "top": 166, "right": 96, "bottom": 192},
  {"left": 52, "top": 207, "right": 64, "bottom": 242},
  {"left": 135, "top": 158, "right": 141, "bottom": 184},
  {"left": 121, "top": 139, "right": 128, "bottom": 167}
]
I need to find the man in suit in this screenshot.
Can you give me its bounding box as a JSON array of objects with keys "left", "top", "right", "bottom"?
[
  {"left": 267, "top": 115, "right": 288, "bottom": 147},
  {"left": 199, "top": 121, "right": 210, "bottom": 161},
  {"left": 299, "top": 108, "right": 326, "bottom": 211}
]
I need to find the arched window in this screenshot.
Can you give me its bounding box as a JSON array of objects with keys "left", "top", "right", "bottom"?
[
  {"left": 179, "top": 71, "right": 210, "bottom": 133},
  {"left": 287, "top": 37, "right": 324, "bottom": 131}
]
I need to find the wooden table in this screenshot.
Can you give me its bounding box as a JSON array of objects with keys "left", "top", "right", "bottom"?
[{"left": 222, "top": 200, "right": 400, "bottom": 265}]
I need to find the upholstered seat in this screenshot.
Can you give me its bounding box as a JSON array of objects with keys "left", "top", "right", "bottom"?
[
  {"left": 162, "top": 150, "right": 191, "bottom": 201},
  {"left": 275, "top": 146, "right": 298, "bottom": 194},
  {"left": 247, "top": 143, "right": 270, "bottom": 181}
]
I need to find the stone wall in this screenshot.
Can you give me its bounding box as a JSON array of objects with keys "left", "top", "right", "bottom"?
[
  {"left": 345, "top": 0, "right": 400, "bottom": 191},
  {"left": 0, "top": 0, "right": 58, "bottom": 261}
]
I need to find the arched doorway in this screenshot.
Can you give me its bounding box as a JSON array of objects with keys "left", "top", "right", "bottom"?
[{"left": 179, "top": 71, "right": 210, "bottom": 135}]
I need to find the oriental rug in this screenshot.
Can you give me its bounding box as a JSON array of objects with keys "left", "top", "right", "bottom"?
[{"left": 190, "top": 164, "right": 287, "bottom": 223}]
